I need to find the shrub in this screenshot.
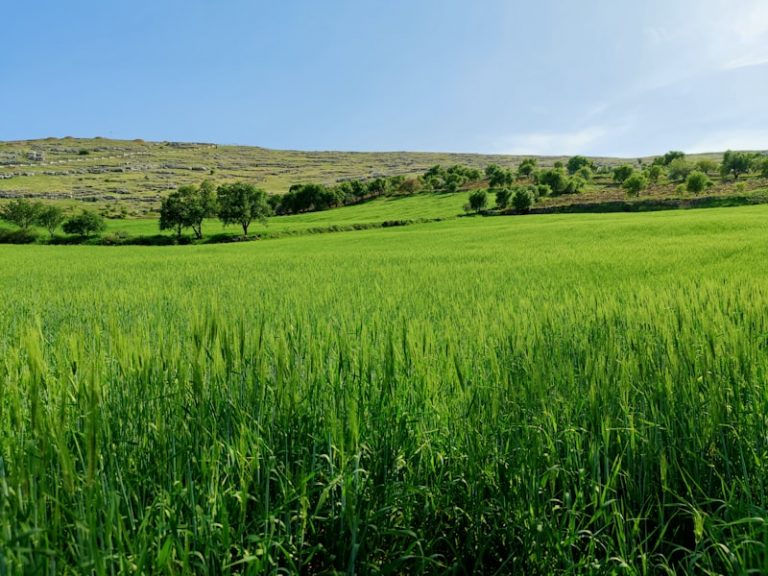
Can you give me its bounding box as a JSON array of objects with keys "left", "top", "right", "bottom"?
[
  {"left": 613, "top": 165, "right": 634, "bottom": 184},
  {"left": 495, "top": 188, "right": 512, "bottom": 209},
  {"left": 512, "top": 187, "right": 534, "bottom": 213},
  {"left": 1, "top": 199, "right": 43, "bottom": 229},
  {"left": 468, "top": 189, "right": 488, "bottom": 213},
  {"left": 622, "top": 173, "right": 648, "bottom": 196},
  {"left": 686, "top": 171, "right": 711, "bottom": 194},
  {"left": 667, "top": 158, "right": 692, "bottom": 181},
  {"left": 63, "top": 210, "right": 106, "bottom": 237}
]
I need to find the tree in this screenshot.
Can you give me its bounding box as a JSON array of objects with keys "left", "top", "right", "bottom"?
[
  {"left": 1, "top": 199, "right": 43, "bottom": 229},
  {"left": 495, "top": 188, "right": 512, "bottom": 209},
  {"left": 512, "top": 187, "right": 534, "bottom": 213},
  {"left": 538, "top": 168, "right": 569, "bottom": 194},
  {"left": 575, "top": 166, "right": 593, "bottom": 182},
  {"left": 667, "top": 158, "right": 692, "bottom": 181},
  {"left": 36, "top": 205, "right": 65, "bottom": 236},
  {"left": 468, "top": 189, "right": 487, "bottom": 213},
  {"left": 485, "top": 164, "right": 513, "bottom": 188},
  {"left": 721, "top": 150, "right": 754, "bottom": 180},
  {"left": 647, "top": 164, "right": 663, "bottom": 184},
  {"left": 613, "top": 165, "right": 634, "bottom": 184},
  {"left": 63, "top": 210, "right": 106, "bottom": 237},
  {"left": 217, "top": 182, "right": 271, "bottom": 235},
  {"left": 160, "top": 181, "right": 219, "bottom": 239},
  {"left": 758, "top": 157, "right": 768, "bottom": 178},
  {"left": 159, "top": 190, "right": 187, "bottom": 238},
  {"left": 516, "top": 158, "right": 537, "bottom": 178},
  {"left": 186, "top": 180, "right": 218, "bottom": 238},
  {"left": 694, "top": 159, "right": 718, "bottom": 175},
  {"left": 686, "top": 171, "right": 711, "bottom": 193},
  {"left": 622, "top": 173, "right": 648, "bottom": 196},
  {"left": 661, "top": 150, "right": 685, "bottom": 165},
  {"left": 566, "top": 155, "right": 593, "bottom": 174}
]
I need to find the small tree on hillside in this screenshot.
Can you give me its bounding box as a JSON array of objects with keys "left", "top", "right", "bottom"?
[
  {"left": 758, "top": 157, "right": 768, "bottom": 178},
  {"left": 217, "top": 182, "right": 271, "bottom": 235},
  {"left": 485, "top": 164, "right": 514, "bottom": 188},
  {"left": 694, "top": 159, "right": 718, "bottom": 175},
  {"left": 622, "top": 173, "right": 647, "bottom": 196},
  {"left": 516, "top": 158, "right": 537, "bottom": 178},
  {"left": 566, "top": 155, "right": 593, "bottom": 174},
  {"left": 495, "top": 188, "right": 512, "bottom": 209},
  {"left": 613, "top": 165, "right": 634, "bottom": 184},
  {"left": 468, "top": 189, "right": 488, "bottom": 213},
  {"left": 1, "top": 199, "right": 43, "bottom": 229},
  {"left": 686, "top": 171, "right": 711, "bottom": 194},
  {"left": 36, "top": 205, "right": 65, "bottom": 236},
  {"left": 647, "top": 164, "right": 663, "bottom": 184},
  {"left": 667, "top": 158, "right": 692, "bottom": 181},
  {"left": 63, "top": 210, "right": 106, "bottom": 237},
  {"left": 512, "top": 187, "right": 534, "bottom": 213},
  {"left": 721, "top": 150, "right": 754, "bottom": 180}
]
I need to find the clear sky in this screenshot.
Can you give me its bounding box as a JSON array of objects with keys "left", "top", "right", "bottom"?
[{"left": 2, "top": 0, "right": 767, "bottom": 156}]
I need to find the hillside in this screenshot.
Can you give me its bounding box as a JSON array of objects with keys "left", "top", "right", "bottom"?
[{"left": 0, "top": 136, "right": 711, "bottom": 216}]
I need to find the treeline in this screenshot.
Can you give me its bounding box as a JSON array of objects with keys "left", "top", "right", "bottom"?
[
  {"left": 0, "top": 200, "right": 106, "bottom": 238},
  {"left": 611, "top": 150, "right": 768, "bottom": 196},
  {"left": 160, "top": 181, "right": 270, "bottom": 238},
  {"left": 272, "top": 164, "right": 484, "bottom": 215}
]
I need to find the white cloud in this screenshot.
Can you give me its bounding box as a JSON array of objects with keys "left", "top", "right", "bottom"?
[{"left": 494, "top": 126, "right": 607, "bottom": 156}]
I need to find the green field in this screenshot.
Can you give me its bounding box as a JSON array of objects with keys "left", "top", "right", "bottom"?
[{"left": 2, "top": 205, "right": 768, "bottom": 573}]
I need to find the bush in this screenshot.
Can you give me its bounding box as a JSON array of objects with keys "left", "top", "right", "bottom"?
[
  {"left": 667, "top": 158, "right": 692, "bottom": 181},
  {"left": 1, "top": 199, "right": 43, "bottom": 229},
  {"left": 468, "top": 189, "right": 488, "bottom": 213},
  {"left": 512, "top": 188, "right": 534, "bottom": 213},
  {"left": 63, "top": 210, "right": 106, "bottom": 237},
  {"left": 613, "top": 165, "right": 634, "bottom": 184},
  {"left": 495, "top": 188, "right": 512, "bottom": 209},
  {"left": 686, "top": 171, "right": 711, "bottom": 194},
  {"left": 622, "top": 173, "right": 648, "bottom": 196}
]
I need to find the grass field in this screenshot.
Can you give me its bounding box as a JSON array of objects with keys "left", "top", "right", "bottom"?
[{"left": 2, "top": 206, "right": 768, "bottom": 573}]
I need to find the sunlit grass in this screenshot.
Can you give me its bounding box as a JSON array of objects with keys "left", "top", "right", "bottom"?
[{"left": 1, "top": 206, "right": 767, "bottom": 573}]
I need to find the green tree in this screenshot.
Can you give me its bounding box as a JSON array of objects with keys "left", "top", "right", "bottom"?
[
  {"left": 667, "top": 158, "right": 692, "bottom": 181},
  {"left": 566, "top": 155, "right": 593, "bottom": 174},
  {"left": 159, "top": 190, "right": 188, "bottom": 238},
  {"left": 512, "top": 187, "right": 534, "bottom": 213},
  {"left": 575, "top": 166, "right": 593, "bottom": 182},
  {"left": 1, "top": 199, "right": 43, "bottom": 229},
  {"left": 647, "top": 164, "right": 663, "bottom": 184},
  {"left": 495, "top": 188, "right": 512, "bottom": 209},
  {"left": 622, "top": 173, "right": 647, "bottom": 196},
  {"left": 662, "top": 150, "right": 685, "bottom": 165},
  {"left": 686, "top": 171, "right": 711, "bottom": 194},
  {"left": 217, "top": 182, "right": 271, "bottom": 236},
  {"left": 468, "top": 189, "right": 487, "bottom": 213},
  {"left": 63, "top": 210, "right": 106, "bottom": 237},
  {"left": 721, "top": 150, "right": 754, "bottom": 180},
  {"left": 538, "top": 168, "right": 569, "bottom": 194},
  {"left": 36, "top": 205, "right": 65, "bottom": 236},
  {"left": 694, "top": 159, "right": 718, "bottom": 175},
  {"left": 160, "top": 181, "right": 219, "bottom": 239},
  {"left": 516, "top": 158, "right": 537, "bottom": 178},
  {"left": 485, "top": 164, "right": 513, "bottom": 188},
  {"left": 758, "top": 157, "right": 768, "bottom": 178},
  {"left": 613, "top": 165, "right": 634, "bottom": 184}
]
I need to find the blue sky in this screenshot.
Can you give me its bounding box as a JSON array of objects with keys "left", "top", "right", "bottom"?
[{"left": 2, "top": 0, "right": 767, "bottom": 156}]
